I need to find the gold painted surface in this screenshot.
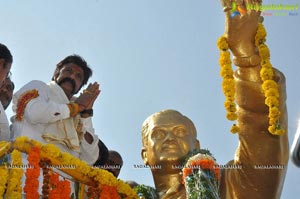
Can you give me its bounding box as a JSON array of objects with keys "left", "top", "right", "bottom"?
[{"left": 142, "top": 69, "right": 288, "bottom": 198}]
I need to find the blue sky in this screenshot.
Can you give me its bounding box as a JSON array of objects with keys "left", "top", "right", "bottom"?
[{"left": 1, "top": 0, "right": 299, "bottom": 198}]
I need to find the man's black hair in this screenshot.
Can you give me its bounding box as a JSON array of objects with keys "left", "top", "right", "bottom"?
[
  {"left": 52, "top": 54, "right": 92, "bottom": 91},
  {"left": 93, "top": 139, "right": 109, "bottom": 167},
  {"left": 0, "top": 43, "right": 13, "bottom": 64}
]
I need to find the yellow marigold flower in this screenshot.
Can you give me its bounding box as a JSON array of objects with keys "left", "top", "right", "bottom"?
[
  {"left": 255, "top": 23, "right": 282, "bottom": 136},
  {"left": 31, "top": 140, "right": 43, "bottom": 148},
  {"left": 269, "top": 107, "right": 280, "bottom": 118},
  {"left": 265, "top": 96, "right": 279, "bottom": 107},
  {"left": 217, "top": 36, "right": 229, "bottom": 51},
  {"left": 223, "top": 88, "right": 235, "bottom": 98},
  {"left": 265, "top": 88, "right": 279, "bottom": 98},
  {"left": 42, "top": 144, "right": 61, "bottom": 158},
  {"left": 11, "top": 150, "right": 22, "bottom": 163},
  {"left": 7, "top": 150, "right": 23, "bottom": 199},
  {"left": 261, "top": 59, "right": 272, "bottom": 69},
  {"left": 224, "top": 100, "right": 237, "bottom": 112},
  {"left": 228, "top": 105, "right": 237, "bottom": 112},
  {"left": 88, "top": 168, "right": 99, "bottom": 177},
  {"left": 226, "top": 112, "right": 238, "bottom": 121},
  {"left": 94, "top": 170, "right": 117, "bottom": 186},
  {"left": 274, "top": 129, "right": 285, "bottom": 135},
  {"left": 77, "top": 163, "right": 91, "bottom": 175},
  {"left": 222, "top": 79, "right": 235, "bottom": 96},
  {"left": 269, "top": 117, "right": 278, "bottom": 126},
  {"left": 117, "top": 180, "right": 137, "bottom": 197},
  {"left": 262, "top": 80, "right": 278, "bottom": 91},
  {"left": 255, "top": 23, "right": 267, "bottom": 46},
  {"left": 70, "top": 158, "right": 82, "bottom": 170},
  {"left": 0, "top": 142, "right": 11, "bottom": 158},
  {"left": 14, "top": 136, "right": 29, "bottom": 150},
  {"left": 260, "top": 67, "right": 274, "bottom": 81},
  {"left": 221, "top": 64, "right": 233, "bottom": 71},
  {"left": 258, "top": 44, "right": 270, "bottom": 59},
  {"left": 224, "top": 101, "right": 235, "bottom": 109},
  {"left": 230, "top": 124, "right": 239, "bottom": 134},
  {"left": 222, "top": 78, "right": 235, "bottom": 87},
  {"left": 220, "top": 66, "right": 234, "bottom": 78},
  {"left": 268, "top": 125, "right": 276, "bottom": 134},
  {"left": 8, "top": 192, "right": 22, "bottom": 199},
  {"left": 0, "top": 166, "right": 9, "bottom": 197},
  {"left": 219, "top": 51, "right": 231, "bottom": 65},
  {"left": 60, "top": 152, "right": 73, "bottom": 164}
]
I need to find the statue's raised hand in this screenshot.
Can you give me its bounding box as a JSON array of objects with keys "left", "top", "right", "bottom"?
[{"left": 221, "top": 0, "right": 262, "bottom": 57}]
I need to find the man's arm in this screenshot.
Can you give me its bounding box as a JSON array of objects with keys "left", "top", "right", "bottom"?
[{"left": 13, "top": 80, "right": 71, "bottom": 124}]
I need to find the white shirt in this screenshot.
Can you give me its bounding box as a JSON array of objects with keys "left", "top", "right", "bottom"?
[
  {"left": 0, "top": 101, "right": 10, "bottom": 141},
  {"left": 12, "top": 80, "right": 99, "bottom": 165}
]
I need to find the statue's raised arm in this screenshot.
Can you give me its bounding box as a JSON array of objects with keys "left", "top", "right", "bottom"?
[
  {"left": 138, "top": 1, "right": 289, "bottom": 198},
  {"left": 219, "top": 0, "right": 289, "bottom": 198}
]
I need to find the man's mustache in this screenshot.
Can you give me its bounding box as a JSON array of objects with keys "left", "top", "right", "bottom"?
[{"left": 58, "top": 78, "right": 76, "bottom": 94}]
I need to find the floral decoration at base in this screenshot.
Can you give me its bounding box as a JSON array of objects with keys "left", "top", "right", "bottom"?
[
  {"left": 134, "top": 184, "right": 158, "bottom": 199},
  {"left": 182, "top": 149, "right": 221, "bottom": 199}
]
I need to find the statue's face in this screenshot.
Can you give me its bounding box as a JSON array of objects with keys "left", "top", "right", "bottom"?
[{"left": 143, "top": 113, "right": 199, "bottom": 167}]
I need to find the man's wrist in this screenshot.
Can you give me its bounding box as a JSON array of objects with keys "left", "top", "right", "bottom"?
[{"left": 68, "top": 102, "right": 79, "bottom": 117}]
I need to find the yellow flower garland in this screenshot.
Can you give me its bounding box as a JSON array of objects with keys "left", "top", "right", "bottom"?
[
  {"left": 217, "top": 36, "right": 239, "bottom": 133},
  {"left": 217, "top": 22, "right": 284, "bottom": 135},
  {"left": 0, "top": 141, "right": 10, "bottom": 199},
  {"left": 0, "top": 141, "right": 11, "bottom": 158},
  {"left": 255, "top": 23, "right": 285, "bottom": 135},
  {"left": 13, "top": 136, "right": 138, "bottom": 198},
  {"left": 6, "top": 150, "right": 23, "bottom": 199},
  {"left": 0, "top": 166, "right": 9, "bottom": 199}
]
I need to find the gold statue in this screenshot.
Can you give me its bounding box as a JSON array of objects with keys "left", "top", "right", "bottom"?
[{"left": 141, "top": 0, "right": 289, "bottom": 198}]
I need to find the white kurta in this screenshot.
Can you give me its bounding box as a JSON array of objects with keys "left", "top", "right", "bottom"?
[
  {"left": 12, "top": 80, "right": 99, "bottom": 165},
  {"left": 0, "top": 102, "right": 10, "bottom": 141}
]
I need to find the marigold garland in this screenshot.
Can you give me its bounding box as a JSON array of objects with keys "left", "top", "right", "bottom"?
[
  {"left": 182, "top": 153, "right": 220, "bottom": 184},
  {"left": 48, "top": 171, "right": 71, "bottom": 199},
  {"left": 217, "top": 36, "right": 239, "bottom": 133},
  {"left": 182, "top": 149, "right": 220, "bottom": 199},
  {"left": 100, "top": 185, "right": 120, "bottom": 199},
  {"left": 24, "top": 146, "right": 41, "bottom": 199},
  {"left": 0, "top": 165, "right": 9, "bottom": 199},
  {"left": 255, "top": 23, "right": 285, "bottom": 135},
  {"left": 6, "top": 150, "right": 23, "bottom": 199},
  {"left": 13, "top": 136, "right": 138, "bottom": 198},
  {"left": 217, "top": 23, "right": 284, "bottom": 135},
  {"left": 40, "top": 159, "right": 51, "bottom": 198},
  {"left": 15, "top": 89, "right": 39, "bottom": 121},
  {"left": 0, "top": 141, "right": 11, "bottom": 158},
  {"left": 87, "top": 185, "right": 100, "bottom": 199}
]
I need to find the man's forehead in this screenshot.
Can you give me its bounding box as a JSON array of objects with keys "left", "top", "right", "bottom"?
[{"left": 63, "top": 63, "right": 84, "bottom": 73}]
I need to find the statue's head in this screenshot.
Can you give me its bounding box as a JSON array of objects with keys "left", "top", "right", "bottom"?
[{"left": 141, "top": 110, "right": 200, "bottom": 169}]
